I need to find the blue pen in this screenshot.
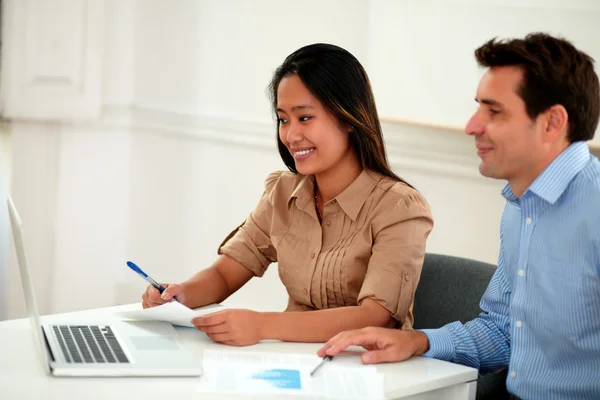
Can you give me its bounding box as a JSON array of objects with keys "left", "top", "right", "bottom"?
[{"left": 126, "top": 261, "right": 172, "bottom": 298}]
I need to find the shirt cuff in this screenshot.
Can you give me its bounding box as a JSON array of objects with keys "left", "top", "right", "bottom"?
[{"left": 419, "top": 328, "right": 455, "bottom": 362}]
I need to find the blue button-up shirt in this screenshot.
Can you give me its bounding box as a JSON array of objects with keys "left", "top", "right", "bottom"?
[{"left": 422, "top": 141, "right": 600, "bottom": 399}]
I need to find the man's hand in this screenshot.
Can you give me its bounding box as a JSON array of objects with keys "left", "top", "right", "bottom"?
[
  {"left": 192, "top": 309, "right": 263, "bottom": 346},
  {"left": 317, "top": 327, "right": 430, "bottom": 364}
]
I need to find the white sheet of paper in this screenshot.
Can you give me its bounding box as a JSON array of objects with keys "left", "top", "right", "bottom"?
[
  {"left": 196, "top": 350, "right": 385, "bottom": 399},
  {"left": 116, "top": 301, "right": 226, "bottom": 327}
]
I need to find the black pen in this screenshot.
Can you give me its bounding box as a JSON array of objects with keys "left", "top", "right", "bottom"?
[{"left": 310, "top": 355, "right": 332, "bottom": 376}]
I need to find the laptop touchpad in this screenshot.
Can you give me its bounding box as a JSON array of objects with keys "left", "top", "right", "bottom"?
[{"left": 130, "top": 336, "right": 180, "bottom": 351}]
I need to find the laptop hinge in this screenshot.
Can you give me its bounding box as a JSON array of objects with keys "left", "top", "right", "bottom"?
[{"left": 41, "top": 326, "right": 56, "bottom": 362}]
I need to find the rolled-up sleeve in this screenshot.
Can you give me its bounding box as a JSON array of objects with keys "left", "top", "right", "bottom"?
[
  {"left": 217, "top": 171, "right": 282, "bottom": 277},
  {"left": 357, "top": 193, "right": 433, "bottom": 324}
]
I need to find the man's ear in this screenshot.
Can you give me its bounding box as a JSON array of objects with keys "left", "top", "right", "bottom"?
[{"left": 543, "top": 105, "right": 569, "bottom": 143}]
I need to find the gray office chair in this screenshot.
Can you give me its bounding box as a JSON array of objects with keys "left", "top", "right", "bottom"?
[{"left": 413, "top": 253, "right": 509, "bottom": 400}]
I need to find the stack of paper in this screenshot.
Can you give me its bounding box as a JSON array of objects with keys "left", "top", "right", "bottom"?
[
  {"left": 197, "top": 350, "right": 385, "bottom": 399},
  {"left": 116, "top": 301, "right": 226, "bottom": 327}
]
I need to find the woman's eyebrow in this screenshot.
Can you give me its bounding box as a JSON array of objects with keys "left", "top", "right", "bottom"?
[{"left": 276, "top": 104, "right": 314, "bottom": 113}]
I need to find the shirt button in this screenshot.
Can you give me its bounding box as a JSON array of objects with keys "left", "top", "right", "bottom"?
[
  {"left": 526, "top": 217, "right": 532, "bottom": 225},
  {"left": 516, "top": 320, "right": 523, "bottom": 328},
  {"left": 326, "top": 220, "right": 332, "bottom": 227},
  {"left": 510, "top": 371, "right": 516, "bottom": 378},
  {"left": 404, "top": 275, "right": 410, "bottom": 282},
  {"left": 303, "top": 288, "right": 308, "bottom": 295},
  {"left": 311, "top": 253, "right": 315, "bottom": 259},
  {"left": 518, "top": 269, "right": 525, "bottom": 277}
]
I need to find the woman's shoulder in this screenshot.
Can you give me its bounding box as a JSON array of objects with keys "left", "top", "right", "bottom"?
[
  {"left": 262, "top": 170, "right": 305, "bottom": 196},
  {"left": 369, "top": 171, "right": 430, "bottom": 211}
]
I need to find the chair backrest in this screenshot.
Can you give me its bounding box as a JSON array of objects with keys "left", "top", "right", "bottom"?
[
  {"left": 413, "top": 253, "right": 497, "bottom": 329},
  {"left": 414, "top": 253, "right": 509, "bottom": 400}
]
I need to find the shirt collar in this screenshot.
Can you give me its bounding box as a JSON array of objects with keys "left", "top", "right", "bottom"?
[
  {"left": 502, "top": 141, "right": 590, "bottom": 204},
  {"left": 288, "top": 174, "right": 314, "bottom": 216},
  {"left": 289, "top": 169, "right": 381, "bottom": 221},
  {"left": 335, "top": 170, "right": 380, "bottom": 221}
]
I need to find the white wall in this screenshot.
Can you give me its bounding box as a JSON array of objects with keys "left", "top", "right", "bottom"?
[
  {"left": 367, "top": 0, "right": 600, "bottom": 144},
  {"left": 134, "top": 0, "right": 370, "bottom": 121},
  {"left": 3, "top": 0, "right": 600, "bottom": 319},
  {"left": 0, "top": 124, "right": 11, "bottom": 321},
  {"left": 7, "top": 123, "right": 61, "bottom": 317}
]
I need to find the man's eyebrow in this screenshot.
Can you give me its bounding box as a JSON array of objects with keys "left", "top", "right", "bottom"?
[{"left": 477, "top": 98, "right": 504, "bottom": 108}]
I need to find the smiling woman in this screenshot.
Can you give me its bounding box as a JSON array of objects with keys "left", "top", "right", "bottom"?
[{"left": 141, "top": 44, "right": 434, "bottom": 346}]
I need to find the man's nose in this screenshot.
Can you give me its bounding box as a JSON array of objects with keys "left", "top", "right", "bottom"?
[{"left": 465, "top": 113, "right": 484, "bottom": 136}]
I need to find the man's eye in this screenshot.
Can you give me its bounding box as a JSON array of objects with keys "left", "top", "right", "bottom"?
[{"left": 489, "top": 109, "right": 500, "bottom": 115}]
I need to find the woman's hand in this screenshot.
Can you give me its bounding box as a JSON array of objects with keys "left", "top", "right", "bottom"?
[
  {"left": 192, "top": 309, "right": 263, "bottom": 346},
  {"left": 141, "top": 283, "right": 186, "bottom": 309}
]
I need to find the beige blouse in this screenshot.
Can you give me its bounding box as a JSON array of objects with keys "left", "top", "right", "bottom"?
[{"left": 218, "top": 169, "right": 433, "bottom": 329}]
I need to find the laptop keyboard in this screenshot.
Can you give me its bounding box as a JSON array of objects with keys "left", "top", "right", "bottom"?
[{"left": 51, "top": 325, "right": 129, "bottom": 364}]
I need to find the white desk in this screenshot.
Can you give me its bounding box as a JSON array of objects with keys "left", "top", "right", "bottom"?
[{"left": 0, "top": 304, "right": 478, "bottom": 400}]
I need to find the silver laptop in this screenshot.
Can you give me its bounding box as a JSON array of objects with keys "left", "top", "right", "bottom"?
[{"left": 7, "top": 196, "right": 203, "bottom": 377}]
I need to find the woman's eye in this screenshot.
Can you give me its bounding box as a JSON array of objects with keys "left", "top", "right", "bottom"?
[
  {"left": 278, "top": 117, "right": 288, "bottom": 124},
  {"left": 299, "top": 116, "right": 312, "bottom": 122}
]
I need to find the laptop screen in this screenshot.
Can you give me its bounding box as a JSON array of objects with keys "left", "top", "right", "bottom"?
[{"left": 7, "top": 196, "right": 52, "bottom": 374}]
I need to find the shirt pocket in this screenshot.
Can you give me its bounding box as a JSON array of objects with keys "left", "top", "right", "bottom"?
[{"left": 535, "top": 256, "right": 587, "bottom": 340}]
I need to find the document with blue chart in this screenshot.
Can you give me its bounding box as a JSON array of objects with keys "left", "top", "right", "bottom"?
[{"left": 196, "top": 350, "right": 385, "bottom": 399}]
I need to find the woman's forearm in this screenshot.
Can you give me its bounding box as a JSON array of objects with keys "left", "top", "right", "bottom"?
[
  {"left": 179, "top": 267, "right": 229, "bottom": 308},
  {"left": 258, "top": 299, "right": 395, "bottom": 342},
  {"left": 181, "top": 255, "right": 254, "bottom": 308}
]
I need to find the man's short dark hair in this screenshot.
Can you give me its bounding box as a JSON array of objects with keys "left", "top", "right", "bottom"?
[{"left": 475, "top": 33, "right": 600, "bottom": 142}]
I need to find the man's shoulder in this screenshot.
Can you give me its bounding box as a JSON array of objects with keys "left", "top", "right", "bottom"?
[
  {"left": 574, "top": 156, "right": 600, "bottom": 198},
  {"left": 559, "top": 157, "right": 600, "bottom": 232}
]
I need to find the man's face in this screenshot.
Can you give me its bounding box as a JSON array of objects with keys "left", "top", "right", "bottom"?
[{"left": 465, "top": 67, "right": 543, "bottom": 189}]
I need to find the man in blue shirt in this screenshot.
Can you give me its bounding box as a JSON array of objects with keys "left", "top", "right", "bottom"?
[{"left": 318, "top": 33, "right": 600, "bottom": 400}]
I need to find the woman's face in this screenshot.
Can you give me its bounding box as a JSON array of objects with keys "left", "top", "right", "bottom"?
[{"left": 277, "top": 74, "right": 355, "bottom": 177}]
